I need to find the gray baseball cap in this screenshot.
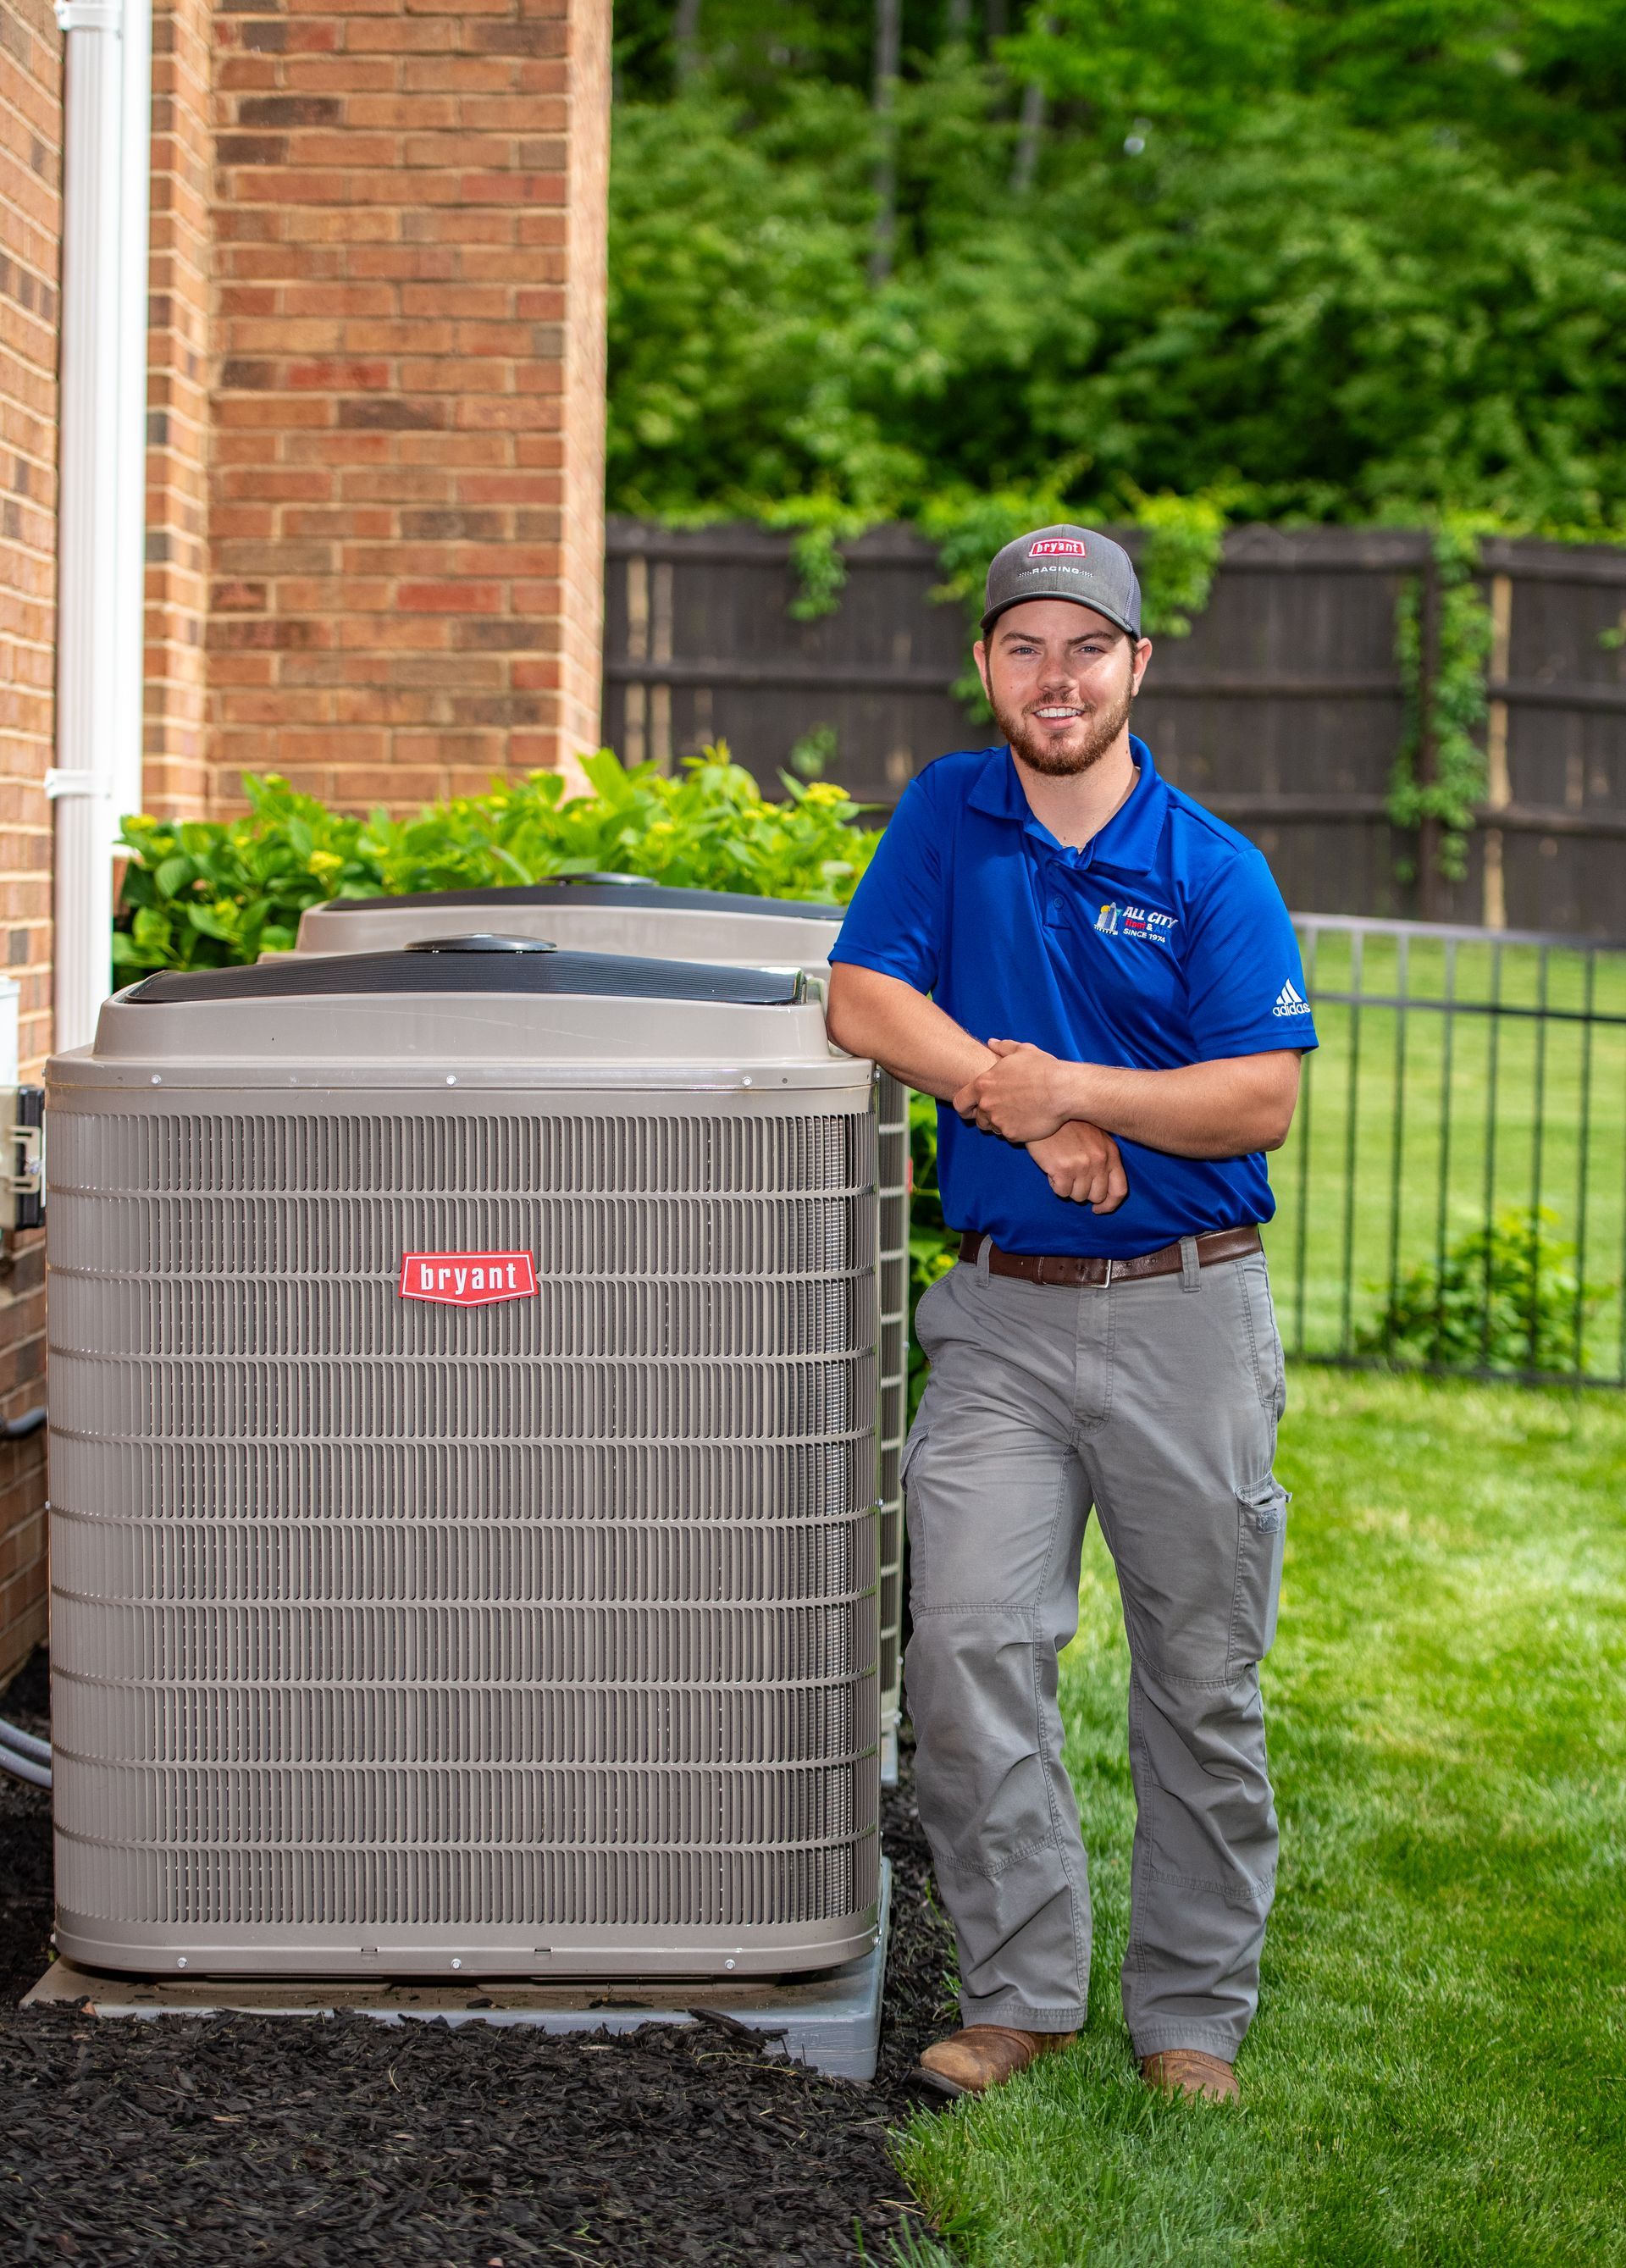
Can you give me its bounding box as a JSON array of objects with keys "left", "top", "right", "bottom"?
[{"left": 981, "top": 524, "right": 1142, "bottom": 639}]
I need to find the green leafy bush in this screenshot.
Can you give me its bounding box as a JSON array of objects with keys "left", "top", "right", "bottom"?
[
  {"left": 113, "top": 750, "right": 881, "bottom": 983},
  {"left": 1358, "top": 1207, "right": 1612, "bottom": 1375}
]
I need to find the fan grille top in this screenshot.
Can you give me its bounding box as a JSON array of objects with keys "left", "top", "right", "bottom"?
[{"left": 48, "top": 1089, "right": 881, "bottom": 1978}]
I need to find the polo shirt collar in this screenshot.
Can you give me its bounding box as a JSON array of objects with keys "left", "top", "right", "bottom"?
[{"left": 966, "top": 734, "right": 1170, "bottom": 872}]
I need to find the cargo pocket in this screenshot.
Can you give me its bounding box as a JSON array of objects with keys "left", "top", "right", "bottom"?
[{"left": 1229, "top": 1474, "right": 1290, "bottom": 1671}]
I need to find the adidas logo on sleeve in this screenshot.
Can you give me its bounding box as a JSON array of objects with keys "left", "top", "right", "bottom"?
[{"left": 1272, "top": 979, "right": 1312, "bottom": 1018}]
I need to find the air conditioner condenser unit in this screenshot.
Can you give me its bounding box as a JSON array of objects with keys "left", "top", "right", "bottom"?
[
  {"left": 296, "top": 878, "right": 910, "bottom": 1778},
  {"left": 47, "top": 939, "right": 881, "bottom": 1980}
]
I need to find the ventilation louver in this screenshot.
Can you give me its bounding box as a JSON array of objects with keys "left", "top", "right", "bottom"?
[{"left": 47, "top": 946, "right": 880, "bottom": 1978}]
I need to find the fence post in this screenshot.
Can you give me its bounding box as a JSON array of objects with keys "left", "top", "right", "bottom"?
[
  {"left": 1481, "top": 572, "right": 1513, "bottom": 929},
  {"left": 1417, "top": 545, "right": 1441, "bottom": 922}
]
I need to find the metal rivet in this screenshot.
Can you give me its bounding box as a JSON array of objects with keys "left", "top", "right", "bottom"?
[
  {"left": 724, "top": 1958, "right": 736, "bottom": 1971},
  {"left": 150, "top": 1075, "right": 161, "bottom": 1085},
  {"left": 451, "top": 1957, "right": 462, "bottom": 1970},
  {"left": 176, "top": 1956, "right": 187, "bottom": 1969},
  {"left": 446, "top": 1076, "right": 456, "bottom": 1085}
]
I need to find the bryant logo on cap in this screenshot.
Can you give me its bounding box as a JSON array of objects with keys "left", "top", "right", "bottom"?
[{"left": 1029, "top": 538, "right": 1087, "bottom": 556}]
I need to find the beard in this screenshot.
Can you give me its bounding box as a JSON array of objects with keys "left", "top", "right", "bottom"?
[{"left": 991, "top": 676, "right": 1135, "bottom": 777}]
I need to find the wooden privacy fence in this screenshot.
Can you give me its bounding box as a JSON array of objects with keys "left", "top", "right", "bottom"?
[{"left": 602, "top": 519, "right": 1626, "bottom": 937}]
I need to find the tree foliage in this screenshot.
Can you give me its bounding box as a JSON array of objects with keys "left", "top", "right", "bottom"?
[{"left": 607, "top": 3, "right": 1626, "bottom": 539}]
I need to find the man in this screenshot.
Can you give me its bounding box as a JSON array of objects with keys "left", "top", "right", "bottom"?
[{"left": 826, "top": 526, "right": 1316, "bottom": 2108}]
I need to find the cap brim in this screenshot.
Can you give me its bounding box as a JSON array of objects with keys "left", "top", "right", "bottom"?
[{"left": 980, "top": 593, "right": 1138, "bottom": 639}]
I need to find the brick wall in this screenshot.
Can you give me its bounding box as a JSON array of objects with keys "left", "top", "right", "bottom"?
[
  {"left": 0, "top": 0, "right": 613, "bottom": 1682},
  {"left": 0, "top": 0, "right": 58, "bottom": 1681},
  {"left": 208, "top": 0, "right": 612, "bottom": 813}
]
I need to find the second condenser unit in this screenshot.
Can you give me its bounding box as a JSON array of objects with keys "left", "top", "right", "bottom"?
[{"left": 296, "top": 879, "right": 910, "bottom": 1777}]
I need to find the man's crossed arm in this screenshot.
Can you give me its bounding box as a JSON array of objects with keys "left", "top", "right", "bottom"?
[
  {"left": 955, "top": 1038, "right": 1302, "bottom": 1159},
  {"left": 825, "top": 963, "right": 1302, "bottom": 1214}
]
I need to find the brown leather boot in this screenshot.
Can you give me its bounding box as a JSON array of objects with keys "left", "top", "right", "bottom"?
[
  {"left": 1140, "top": 2049, "right": 1240, "bottom": 2104},
  {"left": 912, "top": 2025, "right": 1076, "bottom": 2102}
]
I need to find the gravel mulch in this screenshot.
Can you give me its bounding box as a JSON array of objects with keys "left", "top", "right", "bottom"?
[{"left": 0, "top": 1650, "right": 954, "bottom": 2265}]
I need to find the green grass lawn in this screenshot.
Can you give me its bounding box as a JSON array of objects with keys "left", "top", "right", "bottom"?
[
  {"left": 893, "top": 1365, "right": 1626, "bottom": 2267},
  {"left": 1267, "top": 932, "right": 1626, "bottom": 1380}
]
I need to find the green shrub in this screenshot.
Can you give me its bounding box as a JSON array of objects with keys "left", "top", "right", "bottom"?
[
  {"left": 113, "top": 750, "right": 881, "bottom": 983},
  {"left": 1358, "top": 1206, "right": 1612, "bottom": 1375}
]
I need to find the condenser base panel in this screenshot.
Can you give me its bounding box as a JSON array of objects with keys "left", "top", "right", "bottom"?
[{"left": 25, "top": 1861, "right": 891, "bottom": 2084}]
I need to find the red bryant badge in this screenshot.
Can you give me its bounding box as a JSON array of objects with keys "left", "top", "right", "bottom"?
[{"left": 398, "top": 1252, "right": 539, "bottom": 1306}]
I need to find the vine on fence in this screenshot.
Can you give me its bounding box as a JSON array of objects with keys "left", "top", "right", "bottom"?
[{"left": 1388, "top": 523, "right": 1494, "bottom": 882}]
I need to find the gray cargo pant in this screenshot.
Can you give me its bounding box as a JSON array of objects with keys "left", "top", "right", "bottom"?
[{"left": 902, "top": 1236, "right": 1289, "bottom": 2064}]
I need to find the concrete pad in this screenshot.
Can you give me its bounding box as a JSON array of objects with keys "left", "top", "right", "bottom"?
[{"left": 24, "top": 1860, "right": 891, "bottom": 2084}]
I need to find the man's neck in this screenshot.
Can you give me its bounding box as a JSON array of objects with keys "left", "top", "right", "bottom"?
[{"left": 1009, "top": 733, "right": 1137, "bottom": 852}]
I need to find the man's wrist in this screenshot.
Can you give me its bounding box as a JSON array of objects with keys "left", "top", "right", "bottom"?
[{"left": 1059, "top": 1062, "right": 1101, "bottom": 1122}]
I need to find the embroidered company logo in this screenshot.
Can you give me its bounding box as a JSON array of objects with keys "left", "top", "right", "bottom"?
[
  {"left": 1273, "top": 980, "right": 1312, "bottom": 1019},
  {"left": 1030, "top": 537, "right": 1087, "bottom": 556},
  {"left": 1096, "top": 900, "right": 1177, "bottom": 947},
  {"left": 399, "top": 1252, "right": 539, "bottom": 1306}
]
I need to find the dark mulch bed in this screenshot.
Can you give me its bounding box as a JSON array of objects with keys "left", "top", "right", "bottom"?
[{"left": 0, "top": 1650, "right": 954, "bottom": 2265}]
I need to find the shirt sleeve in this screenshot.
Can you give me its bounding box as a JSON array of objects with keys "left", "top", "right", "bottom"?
[
  {"left": 1182, "top": 844, "right": 1319, "bottom": 1058},
  {"left": 827, "top": 773, "right": 945, "bottom": 994}
]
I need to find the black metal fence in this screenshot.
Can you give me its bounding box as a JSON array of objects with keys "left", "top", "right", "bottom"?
[{"left": 1268, "top": 915, "right": 1626, "bottom": 1386}]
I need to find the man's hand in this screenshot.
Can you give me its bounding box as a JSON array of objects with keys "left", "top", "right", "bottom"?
[
  {"left": 1027, "top": 1122, "right": 1130, "bottom": 1212},
  {"left": 954, "top": 1040, "right": 1070, "bottom": 1144}
]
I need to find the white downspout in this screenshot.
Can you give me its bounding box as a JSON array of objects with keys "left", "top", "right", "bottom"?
[
  {"left": 49, "top": 0, "right": 152, "bottom": 1054},
  {"left": 113, "top": 0, "right": 152, "bottom": 836}
]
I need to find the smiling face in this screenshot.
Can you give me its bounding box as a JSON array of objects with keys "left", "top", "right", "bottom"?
[{"left": 975, "top": 600, "right": 1152, "bottom": 777}]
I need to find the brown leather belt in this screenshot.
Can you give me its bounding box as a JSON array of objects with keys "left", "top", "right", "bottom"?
[{"left": 958, "top": 1224, "right": 1262, "bottom": 1287}]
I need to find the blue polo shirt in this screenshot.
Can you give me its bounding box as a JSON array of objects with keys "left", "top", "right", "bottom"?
[{"left": 830, "top": 737, "right": 1317, "bottom": 1257}]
